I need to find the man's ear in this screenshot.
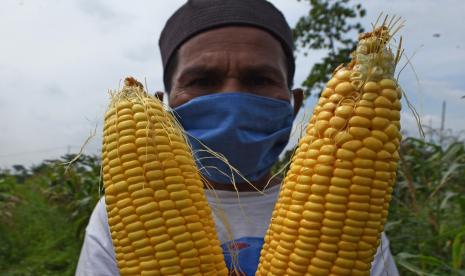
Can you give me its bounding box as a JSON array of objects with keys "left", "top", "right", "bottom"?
[
  {"left": 291, "top": 88, "right": 304, "bottom": 116},
  {"left": 154, "top": 91, "right": 164, "bottom": 102}
]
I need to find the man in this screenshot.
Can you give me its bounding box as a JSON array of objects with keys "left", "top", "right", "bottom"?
[{"left": 77, "top": 0, "right": 399, "bottom": 275}]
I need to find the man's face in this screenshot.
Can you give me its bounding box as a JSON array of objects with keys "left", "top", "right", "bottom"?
[{"left": 168, "top": 26, "right": 291, "bottom": 107}]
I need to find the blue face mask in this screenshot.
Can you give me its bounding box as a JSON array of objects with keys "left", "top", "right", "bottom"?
[{"left": 173, "top": 92, "right": 293, "bottom": 184}]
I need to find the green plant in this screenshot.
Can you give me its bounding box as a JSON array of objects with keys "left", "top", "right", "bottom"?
[
  {"left": 0, "top": 154, "right": 103, "bottom": 275},
  {"left": 293, "top": 0, "right": 366, "bottom": 97},
  {"left": 0, "top": 172, "right": 20, "bottom": 223},
  {"left": 387, "top": 137, "right": 465, "bottom": 275}
]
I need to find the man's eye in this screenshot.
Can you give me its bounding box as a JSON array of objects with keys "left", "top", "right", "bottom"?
[
  {"left": 249, "top": 76, "right": 275, "bottom": 86},
  {"left": 188, "top": 78, "right": 215, "bottom": 87}
]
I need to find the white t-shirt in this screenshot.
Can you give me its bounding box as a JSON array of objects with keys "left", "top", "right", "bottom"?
[{"left": 76, "top": 184, "right": 399, "bottom": 275}]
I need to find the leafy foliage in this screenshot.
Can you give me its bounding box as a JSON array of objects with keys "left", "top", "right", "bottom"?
[
  {"left": 0, "top": 154, "right": 102, "bottom": 275},
  {"left": 387, "top": 137, "right": 465, "bottom": 275},
  {"left": 37, "top": 154, "right": 103, "bottom": 240},
  {"left": 0, "top": 172, "right": 20, "bottom": 223},
  {"left": 293, "top": 0, "right": 366, "bottom": 97}
]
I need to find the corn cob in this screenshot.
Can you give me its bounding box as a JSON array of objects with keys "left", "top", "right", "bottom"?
[
  {"left": 102, "top": 77, "right": 228, "bottom": 275},
  {"left": 257, "top": 21, "right": 403, "bottom": 276}
]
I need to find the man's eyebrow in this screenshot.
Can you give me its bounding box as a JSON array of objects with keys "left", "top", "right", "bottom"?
[
  {"left": 177, "top": 65, "right": 222, "bottom": 79},
  {"left": 241, "top": 64, "right": 286, "bottom": 80},
  {"left": 176, "top": 63, "right": 286, "bottom": 82}
]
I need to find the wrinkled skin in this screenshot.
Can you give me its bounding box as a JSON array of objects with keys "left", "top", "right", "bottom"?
[{"left": 160, "top": 26, "right": 303, "bottom": 191}]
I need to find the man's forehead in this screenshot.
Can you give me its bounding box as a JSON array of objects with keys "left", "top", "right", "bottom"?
[
  {"left": 182, "top": 26, "right": 281, "bottom": 49},
  {"left": 177, "top": 26, "right": 286, "bottom": 64}
]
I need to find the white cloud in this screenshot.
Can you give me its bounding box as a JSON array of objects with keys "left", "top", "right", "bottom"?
[
  {"left": 417, "top": 79, "right": 465, "bottom": 102},
  {"left": 76, "top": 0, "right": 119, "bottom": 21}
]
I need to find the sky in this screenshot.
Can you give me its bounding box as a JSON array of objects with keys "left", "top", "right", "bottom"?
[{"left": 1, "top": 0, "right": 464, "bottom": 168}]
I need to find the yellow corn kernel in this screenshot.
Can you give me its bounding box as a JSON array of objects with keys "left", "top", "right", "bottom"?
[
  {"left": 349, "top": 127, "right": 371, "bottom": 139},
  {"left": 363, "top": 81, "right": 381, "bottom": 92},
  {"left": 349, "top": 116, "right": 372, "bottom": 128},
  {"left": 335, "top": 82, "right": 355, "bottom": 96},
  {"left": 334, "top": 105, "right": 354, "bottom": 118},
  {"left": 354, "top": 106, "right": 375, "bottom": 119}
]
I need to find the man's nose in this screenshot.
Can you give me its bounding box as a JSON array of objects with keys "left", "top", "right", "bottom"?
[{"left": 218, "top": 77, "right": 246, "bottom": 93}]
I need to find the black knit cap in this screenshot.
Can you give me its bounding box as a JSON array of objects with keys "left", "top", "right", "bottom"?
[{"left": 159, "top": 0, "right": 295, "bottom": 91}]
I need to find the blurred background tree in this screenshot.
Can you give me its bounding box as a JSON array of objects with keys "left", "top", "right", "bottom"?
[{"left": 293, "top": 0, "right": 366, "bottom": 98}]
